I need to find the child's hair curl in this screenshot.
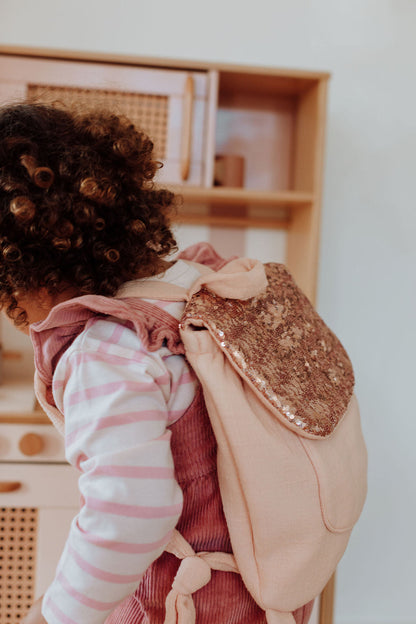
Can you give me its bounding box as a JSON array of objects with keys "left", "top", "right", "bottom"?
[{"left": 0, "top": 101, "right": 178, "bottom": 326}]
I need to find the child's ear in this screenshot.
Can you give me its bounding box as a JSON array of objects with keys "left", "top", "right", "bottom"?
[
  {"left": 39, "top": 286, "right": 79, "bottom": 310},
  {"left": 11, "top": 289, "right": 58, "bottom": 332}
]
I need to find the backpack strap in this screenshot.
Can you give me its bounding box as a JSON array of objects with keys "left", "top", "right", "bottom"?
[{"left": 116, "top": 257, "right": 267, "bottom": 303}]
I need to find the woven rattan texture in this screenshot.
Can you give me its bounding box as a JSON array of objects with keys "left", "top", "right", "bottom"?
[
  {"left": 27, "top": 84, "right": 169, "bottom": 159},
  {"left": 0, "top": 507, "right": 38, "bottom": 623}
]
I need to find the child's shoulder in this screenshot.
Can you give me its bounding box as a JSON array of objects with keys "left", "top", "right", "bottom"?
[{"left": 69, "top": 315, "right": 142, "bottom": 358}]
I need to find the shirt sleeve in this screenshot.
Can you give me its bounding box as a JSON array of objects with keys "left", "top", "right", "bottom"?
[{"left": 42, "top": 318, "right": 191, "bottom": 624}]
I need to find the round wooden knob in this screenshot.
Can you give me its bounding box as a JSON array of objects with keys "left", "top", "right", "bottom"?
[{"left": 18, "top": 432, "right": 44, "bottom": 456}]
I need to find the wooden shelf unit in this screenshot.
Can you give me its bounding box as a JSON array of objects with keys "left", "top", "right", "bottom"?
[{"left": 0, "top": 46, "right": 331, "bottom": 624}]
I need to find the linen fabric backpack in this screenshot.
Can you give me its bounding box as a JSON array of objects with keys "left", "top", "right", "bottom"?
[{"left": 120, "top": 256, "right": 368, "bottom": 624}]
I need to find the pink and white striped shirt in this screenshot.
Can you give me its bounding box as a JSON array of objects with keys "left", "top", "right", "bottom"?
[{"left": 41, "top": 260, "right": 201, "bottom": 624}]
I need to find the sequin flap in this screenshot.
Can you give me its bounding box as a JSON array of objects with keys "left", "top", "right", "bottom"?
[{"left": 181, "top": 263, "right": 354, "bottom": 438}]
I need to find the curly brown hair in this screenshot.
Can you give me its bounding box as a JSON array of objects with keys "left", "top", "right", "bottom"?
[{"left": 0, "top": 101, "right": 178, "bottom": 325}]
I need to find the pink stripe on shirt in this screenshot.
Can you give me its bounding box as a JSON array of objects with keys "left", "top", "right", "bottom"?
[
  {"left": 44, "top": 596, "right": 79, "bottom": 624},
  {"left": 76, "top": 520, "right": 172, "bottom": 553},
  {"left": 91, "top": 465, "right": 174, "bottom": 479},
  {"left": 170, "top": 370, "right": 196, "bottom": 392},
  {"left": 68, "top": 380, "right": 159, "bottom": 406},
  {"left": 85, "top": 496, "right": 182, "bottom": 519},
  {"left": 154, "top": 370, "right": 170, "bottom": 386},
  {"left": 67, "top": 544, "right": 143, "bottom": 584},
  {"left": 65, "top": 410, "right": 167, "bottom": 446},
  {"left": 67, "top": 349, "right": 152, "bottom": 373},
  {"left": 57, "top": 571, "right": 121, "bottom": 611},
  {"left": 97, "top": 322, "right": 126, "bottom": 352}
]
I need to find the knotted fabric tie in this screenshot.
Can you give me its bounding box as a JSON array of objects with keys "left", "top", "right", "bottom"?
[{"left": 163, "top": 529, "right": 239, "bottom": 624}]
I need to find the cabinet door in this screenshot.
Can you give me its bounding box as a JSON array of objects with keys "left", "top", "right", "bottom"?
[
  {"left": 0, "top": 55, "right": 210, "bottom": 186},
  {"left": 0, "top": 464, "right": 79, "bottom": 623}
]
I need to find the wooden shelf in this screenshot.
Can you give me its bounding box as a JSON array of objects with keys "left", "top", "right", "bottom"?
[
  {"left": 170, "top": 187, "right": 314, "bottom": 229},
  {"left": 176, "top": 212, "right": 290, "bottom": 230},
  {"left": 174, "top": 213, "right": 290, "bottom": 229},
  {"left": 172, "top": 186, "right": 314, "bottom": 207},
  {"left": 0, "top": 412, "right": 49, "bottom": 425}
]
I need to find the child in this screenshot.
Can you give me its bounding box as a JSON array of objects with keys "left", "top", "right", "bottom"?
[{"left": 0, "top": 102, "right": 313, "bottom": 624}]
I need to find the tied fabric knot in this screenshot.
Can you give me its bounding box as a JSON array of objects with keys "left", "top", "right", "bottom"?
[
  {"left": 163, "top": 529, "right": 239, "bottom": 624},
  {"left": 164, "top": 555, "right": 211, "bottom": 624},
  {"left": 171, "top": 555, "right": 212, "bottom": 595}
]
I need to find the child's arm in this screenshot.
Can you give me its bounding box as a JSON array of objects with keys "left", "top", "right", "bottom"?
[{"left": 40, "top": 318, "right": 195, "bottom": 624}]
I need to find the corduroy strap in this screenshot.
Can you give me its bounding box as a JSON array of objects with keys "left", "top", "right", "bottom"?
[{"left": 163, "top": 530, "right": 239, "bottom": 624}]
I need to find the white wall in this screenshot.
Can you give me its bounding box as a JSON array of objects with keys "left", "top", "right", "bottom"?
[{"left": 1, "top": 1, "right": 415, "bottom": 623}]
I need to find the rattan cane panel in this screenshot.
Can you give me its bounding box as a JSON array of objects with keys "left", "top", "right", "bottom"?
[
  {"left": 0, "top": 507, "right": 38, "bottom": 623},
  {"left": 27, "top": 84, "right": 169, "bottom": 159}
]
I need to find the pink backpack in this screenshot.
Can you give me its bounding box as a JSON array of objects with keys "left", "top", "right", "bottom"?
[
  {"left": 34, "top": 256, "right": 367, "bottom": 624},
  {"left": 115, "top": 256, "right": 368, "bottom": 624}
]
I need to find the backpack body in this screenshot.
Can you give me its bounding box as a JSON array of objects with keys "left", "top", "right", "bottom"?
[{"left": 176, "top": 259, "right": 368, "bottom": 621}]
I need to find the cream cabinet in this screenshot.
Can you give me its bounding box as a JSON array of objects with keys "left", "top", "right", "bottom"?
[{"left": 0, "top": 421, "right": 78, "bottom": 624}]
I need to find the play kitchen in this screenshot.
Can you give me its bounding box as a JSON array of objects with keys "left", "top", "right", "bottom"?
[{"left": 0, "top": 45, "right": 329, "bottom": 623}]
